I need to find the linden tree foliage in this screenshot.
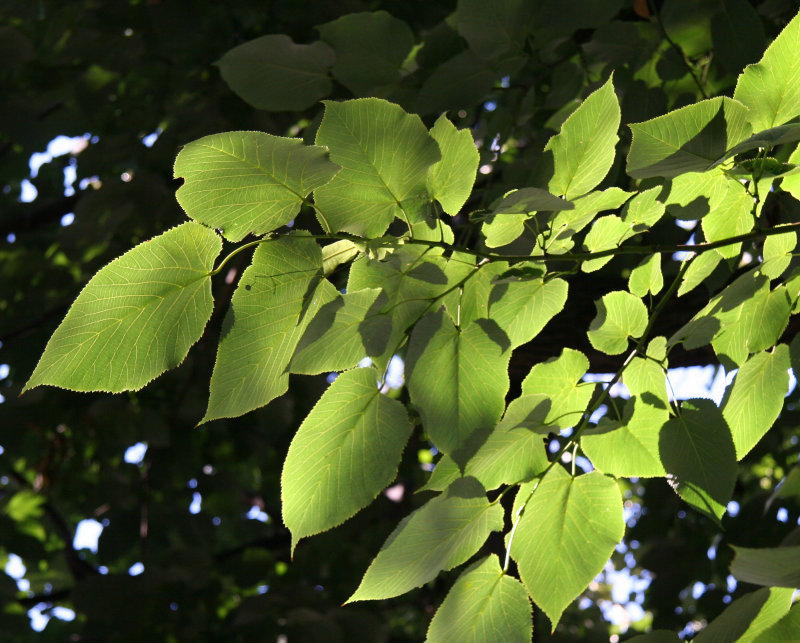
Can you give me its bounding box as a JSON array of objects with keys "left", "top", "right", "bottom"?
[{"left": 9, "top": 1, "right": 800, "bottom": 640}]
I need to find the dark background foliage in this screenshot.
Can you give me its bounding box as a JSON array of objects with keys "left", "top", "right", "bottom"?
[{"left": 2, "top": 0, "right": 800, "bottom": 640}]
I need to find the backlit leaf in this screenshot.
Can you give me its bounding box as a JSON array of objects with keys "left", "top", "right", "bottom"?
[
  {"left": 731, "top": 545, "right": 800, "bottom": 587},
  {"left": 282, "top": 367, "right": 413, "bottom": 551},
  {"left": 521, "top": 348, "right": 594, "bottom": 430},
  {"left": 203, "top": 237, "right": 336, "bottom": 423},
  {"left": 290, "top": 288, "right": 387, "bottom": 374},
  {"left": 722, "top": 346, "right": 790, "bottom": 459},
  {"left": 733, "top": 11, "right": 800, "bottom": 132},
  {"left": 406, "top": 311, "right": 510, "bottom": 464},
  {"left": 660, "top": 399, "right": 737, "bottom": 522},
  {"left": 511, "top": 467, "right": 623, "bottom": 628},
  {"left": 587, "top": 290, "right": 648, "bottom": 355},
  {"left": 175, "top": 132, "right": 339, "bottom": 242},
  {"left": 627, "top": 97, "right": 751, "bottom": 179},
  {"left": 426, "top": 555, "right": 532, "bottom": 643},
  {"left": 427, "top": 114, "right": 479, "bottom": 215},
  {"left": 629, "top": 254, "right": 663, "bottom": 297},
  {"left": 314, "top": 98, "right": 440, "bottom": 236},
  {"left": 546, "top": 76, "right": 620, "bottom": 199},
  {"left": 24, "top": 223, "right": 221, "bottom": 393},
  {"left": 693, "top": 587, "right": 794, "bottom": 643},
  {"left": 348, "top": 477, "right": 503, "bottom": 601}
]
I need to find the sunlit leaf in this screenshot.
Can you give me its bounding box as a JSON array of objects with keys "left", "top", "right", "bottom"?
[
  {"left": 314, "top": 98, "right": 440, "bottom": 236},
  {"left": 282, "top": 367, "right": 413, "bottom": 551},
  {"left": 175, "top": 132, "right": 340, "bottom": 242},
  {"left": 203, "top": 237, "right": 336, "bottom": 423},
  {"left": 24, "top": 223, "right": 221, "bottom": 393},
  {"left": 290, "top": 288, "right": 387, "bottom": 374},
  {"left": 426, "top": 555, "right": 532, "bottom": 643},
  {"left": 546, "top": 76, "right": 620, "bottom": 199},
  {"left": 427, "top": 114, "right": 479, "bottom": 215},
  {"left": 511, "top": 467, "right": 623, "bottom": 628},
  {"left": 587, "top": 290, "right": 648, "bottom": 355},
  {"left": 722, "top": 346, "right": 790, "bottom": 458},
  {"left": 753, "top": 602, "right": 800, "bottom": 642},
  {"left": 348, "top": 477, "right": 502, "bottom": 601},
  {"left": 693, "top": 587, "right": 794, "bottom": 643},
  {"left": 406, "top": 311, "right": 510, "bottom": 464},
  {"left": 626, "top": 97, "right": 751, "bottom": 179},
  {"left": 519, "top": 348, "right": 594, "bottom": 430},
  {"left": 629, "top": 254, "right": 663, "bottom": 297},
  {"left": 733, "top": 11, "right": 800, "bottom": 131}
]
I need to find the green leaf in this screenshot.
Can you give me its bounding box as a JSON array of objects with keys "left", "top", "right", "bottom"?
[
  {"left": 731, "top": 545, "right": 800, "bottom": 587},
  {"left": 421, "top": 423, "right": 549, "bottom": 493},
  {"left": 670, "top": 268, "right": 791, "bottom": 366},
  {"left": 546, "top": 76, "right": 621, "bottom": 199},
  {"left": 203, "top": 237, "right": 336, "bottom": 423},
  {"left": 629, "top": 254, "right": 663, "bottom": 297},
  {"left": 583, "top": 399, "right": 667, "bottom": 478},
  {"left": 587, "top": 290, "right": 648, "bottom": 355},
  {"left": 426, "top": 114, "right": 479, "bottom": 215},
  {"left": 347, "top": 245, "right": 456, "bottom": 368},
  {"left": 701, "top": 182, "right": 753, "bottom": 259},
  {"left": 693, "top": 587, "right": 794, "bottom": 643},
  {"left": 722, "top": 346, "right": 790, "bottom": 459},
  {"left": 316, "top": 11, "right": 414, "bottom": 95},
  {"left": 215, "top": 35, "right": 334, "bottom": 111},
  {"left": 583, "top": 356, "right": 669, "bottom": 478},
  {"left": 710, "top": 284, "right": 792, "bottom": 367},
  {"left": 622, "top": 186, "right": 667, "bottom": 228},
  {"left": 281, "top": 367, "right": 413, "bottom": 551},
  {"left": 724, "top": 123, "right": 800, "bottom": 159},
  {"left": 406, "top": 311, "right": 510, "bottom": 465},
  {"left": 348, "top": 477, "right": 503, "bottom": 601},
  {"left": 482, "top": 214, "right": 528, "bottom": 248},
  {"left": 626, "top": 97, "right": 751, "bottom": 179},
  {"left": 781, "top": 142, "right": 800, "bottom": 200},
  {"left": 511, "top": 467, "right": 623, "bottom": 628},
  {"left": 461, "top": 418, "right": 549, "bottom": 490},
  {"left": 678, "top": 251, "right": 721, "bottom": 297},
  {"left": 489, "top": 275, "right": 568, "bottom": 349},
  {"left": 542, "top": 187, "right": 633, "bottom": 254},
  {"left": 174, "top": 132, "right": 340, "bottom": 242},
  {"left": 496, "top": 394, "right": 556, "bottom": 435},
  {"left": 313, "top": 99, "right": 441, "bottom": 236},
  {"left": 290, "top": 288, "right": 387, "bottom": 374},
  {"left": 660, "top": 399, "right": 737, "bottom": 522},
  {"left": 321, "top": 239, "right": 359, "bottom": 276},
  {"left": 426, "top": 555, "right": 532, "bottom": 643},
  {"left": 520, "top": 349, "right": 594, "bottom": 430},
  {"left": 733, "top": 11, "right": 800, "bottom": 132},
  {"left": 581, "top": 215, "right": 631, "bottom": 272},
  {"left": 761, "top": 228, "right": 798, "bottom": 280},
  {"left": 454, "top": 0, "right": 534, "bottom": 60},
  {"left": 491, "top": 188, "right": 574, "bottom": 214},
  {"left": 753, "top": 602, "right": 800, "bottom": 643},
  {"left": 24, "top": 223, "right": 221, "bottom": 394}
]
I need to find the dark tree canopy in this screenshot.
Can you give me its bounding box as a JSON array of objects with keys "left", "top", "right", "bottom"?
[{"left": 3, "top": 1, "right": 800, "bottom": 641}]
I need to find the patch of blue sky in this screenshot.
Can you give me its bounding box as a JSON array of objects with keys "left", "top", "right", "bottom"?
[
  {"left": 73, "top": 519, "right": 103, "bottom": 553},
  {"left": 124, "top": 442, "right": 148, "bottom": 465}
]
